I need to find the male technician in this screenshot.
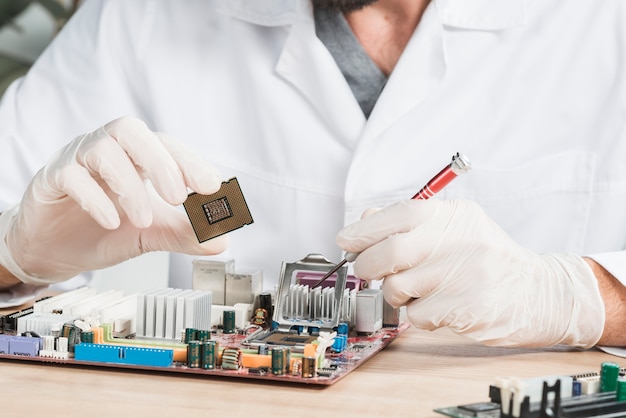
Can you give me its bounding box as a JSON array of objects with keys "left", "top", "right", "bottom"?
[{"left": 0, "top": 0, "right": 625, "bottom": 349}]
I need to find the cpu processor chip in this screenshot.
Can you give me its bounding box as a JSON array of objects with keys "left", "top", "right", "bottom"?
[{"left": 183, "top": 177, "right": 253, "bottom": 242}]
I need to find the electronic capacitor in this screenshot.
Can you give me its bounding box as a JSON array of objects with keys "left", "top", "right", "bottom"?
[
  {"left": 259, "top": 292, "right": 273, "bottom": 319},
  {"left": 600, "top": 362, "right": 620, "bottom": 392},
  {"left": 201, "top": 341, "right": 216, "bottom": 370},
  {"left": 61, "top": 323, "right": 81, "bottom": 353},
  {"left": 184, "top": 328, "right": 197, "bottom": 344},
  {"left": 271, "top": 348, "right": 286, "bottom": 375},
  {"left": 187, "top": 341, "right": 201, "bottom": 368},
  {"left": 80, "top": 331, "right": 94, "bottom": 343},
  {"left": 223, "top": 310, "right": 235, "bottom": 334},
  {"left": 197, "top": 330, "right": 210, "bottom": 342},
  {"left": 302, "top": 357, "right": 316, "bottom": 378},
  {"left": 617, "top": 378, "right": 626, "bottom": 402},
  {"left": 285, "top": 348, "right": 291, "bottom": 374}
]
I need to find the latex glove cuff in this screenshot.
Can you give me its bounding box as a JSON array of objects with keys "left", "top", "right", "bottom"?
[
  {"left": 553, "top": 253, "right": 605, "bottom": 348},
  {"left": 0, "top": 204, "right": 57, "bottom": 285}
]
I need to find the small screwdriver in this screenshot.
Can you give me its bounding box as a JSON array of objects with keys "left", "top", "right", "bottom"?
[{"left": 312, "top": 152, "right": 472, "bottom": 289}]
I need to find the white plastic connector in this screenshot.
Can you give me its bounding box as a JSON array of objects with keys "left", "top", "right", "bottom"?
[
  {"left": 39, "top": 335, "right": 56, "bottom": 358},
  {"left": 495, "top": 377, "right": 511, "bottom": 415},
  {"left": 510, "top": 377, "right": 526, "bottom": 418},
  {"left": 53, "top": 337, "right": 69, "bottom": 360}
]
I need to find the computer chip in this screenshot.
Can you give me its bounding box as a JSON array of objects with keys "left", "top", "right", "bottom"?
[{"left": 183, "top": 177, "right": 253, "bottom": 242}]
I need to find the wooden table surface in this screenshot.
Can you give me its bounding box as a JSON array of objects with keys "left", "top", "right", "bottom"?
[{"left": 1, "top": 311, "right": 622, "bottom": 418}]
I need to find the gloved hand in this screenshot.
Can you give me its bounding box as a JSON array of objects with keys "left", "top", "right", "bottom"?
[
  {"left": 0, "top": 116, "right": 228, "bottom": 285},
  {"left": 336, "top": 199, "right": 605, "bottom": 348}
]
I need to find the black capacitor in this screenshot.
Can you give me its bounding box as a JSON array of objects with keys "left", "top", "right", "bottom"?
[
  {"left": 271, "top": 348, "right": 286, "bottom": 375},
  {"left": 184, "top": 328, "right": 197, "bottom": 343},
  {"left": 80, "top": 331, "right": 94, "bottom": 343},
  {"left": 284, "top": 347, "right": 291, "bottom": 374},
  {"left": 259, "top": 292, "right": 273, "bottom": 319},
  {"left": 201, "top": 341, "right": 216, "bottom": 370},
  {"left": 197, "top": 329, "right": 211, "bottom": 342},
  {"left": 223, "top": 310, "right": 235, "bottom": 334},
  {"left": 302, "top": 357, "right": 316, "bottom": 378},
  {"left": 187, "top": 341, "right": 201, "bottom": 368},
  {"left": 61, "top": 323, "right": 81, "bottom": 353}
]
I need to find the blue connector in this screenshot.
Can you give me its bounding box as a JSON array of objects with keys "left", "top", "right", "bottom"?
[{"left": 75, "top": 343, "right": 173, "bottom": 367}]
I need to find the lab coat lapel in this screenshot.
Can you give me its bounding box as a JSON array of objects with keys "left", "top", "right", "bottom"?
[
  {"left": 437, "top": 0, "right": 527, "bottom": 30},
  {"left": 274, "top": 12, "right": 366, "bottom": 146},
  {"left": 358, "top": 0, "right": 526, "bottom": 145},
  {"left": 359, "top": 2, "right": 446, "bottom": 145},
  {"left": 217, "top": 0, "right": 365, "bottom": 145}
]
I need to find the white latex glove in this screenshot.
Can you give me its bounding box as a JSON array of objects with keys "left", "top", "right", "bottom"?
[
  {"left": 336, "top": 199, "right": 605, "bottom": 348},
  {"left": 0, "top": 116, "right": 228, "bottom": 284}
]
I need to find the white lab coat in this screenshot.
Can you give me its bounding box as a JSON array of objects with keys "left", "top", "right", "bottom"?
[{"left": 0, "top": 0, "right": 625, "bottom": 301}]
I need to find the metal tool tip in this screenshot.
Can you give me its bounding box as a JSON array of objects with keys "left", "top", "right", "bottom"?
[
  {"left": 311, "top": 259, "right": 347, "bottom": 288},
  {"left": 451, "top": 152, "right": 471, "bottom": 175}
]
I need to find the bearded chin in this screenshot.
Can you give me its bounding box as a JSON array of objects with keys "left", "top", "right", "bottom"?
[{"left": 312, "top": 0, "right": 380, "bottom": 14}]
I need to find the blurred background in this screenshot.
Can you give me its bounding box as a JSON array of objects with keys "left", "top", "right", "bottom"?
[
  {"left": 0, "top": 0, "right": 170, "bottom": 291},
  {"left": 0, "top": 0, "right": 81, "bottom": 94}
]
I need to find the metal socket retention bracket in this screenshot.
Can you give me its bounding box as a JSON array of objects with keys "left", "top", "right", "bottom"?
[{"left": 272, "top": 254, "right": 347, "bottom": 333}]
